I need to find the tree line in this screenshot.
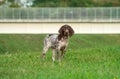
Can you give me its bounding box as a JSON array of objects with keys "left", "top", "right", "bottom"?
[
  {"left": 0, "top": 0, "right": 120, "bottom": 7},
  {"left": 32, "top": 0, "right": 120, "bottom": 7}
]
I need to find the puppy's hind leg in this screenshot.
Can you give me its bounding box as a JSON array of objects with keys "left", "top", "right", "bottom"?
[
  {"left": 41, "top": 37, "right": 50, "bottom": 59},
  {"left": 41, "top": 46, "right": 49, "bottom": 59},
  {"left": 42, "top": 36, "right": 50, "bottom": 58}
]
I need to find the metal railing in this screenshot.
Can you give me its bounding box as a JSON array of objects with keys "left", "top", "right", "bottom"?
[{"left": 0, "top": 7, "right": 120, "bottom": 22}]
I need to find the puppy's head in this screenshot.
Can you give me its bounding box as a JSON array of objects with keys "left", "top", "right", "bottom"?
[{"left": 58, "top": 24, "right": 74, "bottom": 37}]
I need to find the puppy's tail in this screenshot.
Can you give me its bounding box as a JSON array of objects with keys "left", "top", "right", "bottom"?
[
  {"left": 48, "top": 34, "right": 53, "bottom": 37},
  {"left": 44, "top": 34, "right": 53, "bottom": 43},
  {"left": 46, "top": 34, "right": 53, "bottom": 38}
]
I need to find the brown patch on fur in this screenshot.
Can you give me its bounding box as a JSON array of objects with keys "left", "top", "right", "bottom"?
[{"left": 58, "top": 34, "right": 62, "bottom": 41}]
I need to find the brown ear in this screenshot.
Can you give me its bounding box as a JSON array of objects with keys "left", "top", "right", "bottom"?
[
  {"left": 58, "top": 25, "right": 66, "bottom": 34},
  {"left": 68, "top": 25, "right": 74, "bottom": 37}
]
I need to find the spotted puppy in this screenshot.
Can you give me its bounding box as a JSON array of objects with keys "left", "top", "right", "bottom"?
[{"left": 41, "top": 24, "right": 74, "bottom": 61}]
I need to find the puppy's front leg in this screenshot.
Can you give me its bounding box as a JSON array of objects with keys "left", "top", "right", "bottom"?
[
  {"left": 52, "top": 49, "right": 56, "bottom": 62},
  {"left": 57, "top": 51, "right": 60, "bottom": 62}
]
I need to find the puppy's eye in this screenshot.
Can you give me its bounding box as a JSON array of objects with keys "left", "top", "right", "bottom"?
[{"left": 68, "top": 28, "right": 70, "bottom": 29}]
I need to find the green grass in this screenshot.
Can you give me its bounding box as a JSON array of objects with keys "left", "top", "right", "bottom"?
[{"left": 0, "top": 34, "right": 120, "bottom": 79}]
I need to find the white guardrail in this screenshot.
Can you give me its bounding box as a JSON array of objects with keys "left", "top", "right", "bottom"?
[{"left": 0, "top": 22, "right": 120, "bottom": 34}]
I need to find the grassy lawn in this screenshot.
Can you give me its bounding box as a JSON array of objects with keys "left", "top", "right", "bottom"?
[{"left": 0, "top": 34, "right": 120, "bottom": 79}]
